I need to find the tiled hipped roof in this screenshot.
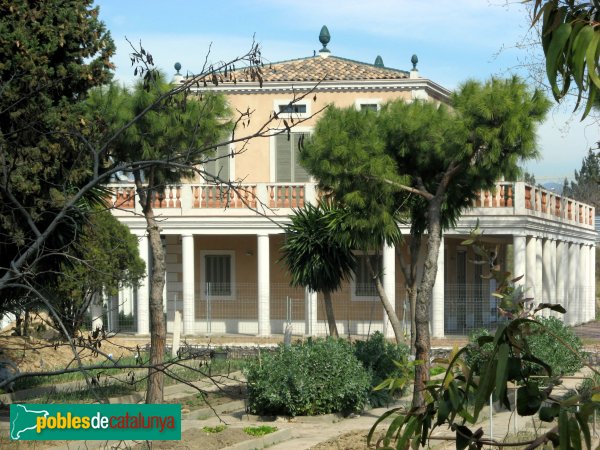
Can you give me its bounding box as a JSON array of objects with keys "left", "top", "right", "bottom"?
[{"left": 241, "top": 56, "right": 409, "bottom": 83}]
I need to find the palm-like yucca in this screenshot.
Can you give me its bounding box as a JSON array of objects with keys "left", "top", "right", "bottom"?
[{"left": 280, "top": 201, "right": 356, "bottom": 338}]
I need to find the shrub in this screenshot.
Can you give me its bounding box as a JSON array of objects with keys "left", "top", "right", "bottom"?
[
  {"left": 464, "top": 328, "right": 494, "bottom": 375},
  {"left": 465, "top": 317, "right": 584, "bottom": 379},
  {"left": 244, "top": 338, "right": 371, "bottom": 417},
  {"left": 353, "top": 332, "right": 411, "bottom": 406},
  {"left": 525, "top": 316, "right": 584, "bottom": 376}
]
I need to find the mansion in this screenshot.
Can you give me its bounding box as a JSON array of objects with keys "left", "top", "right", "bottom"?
[{"left": 107, "top": 29, "right": 597, "bottom": 338}]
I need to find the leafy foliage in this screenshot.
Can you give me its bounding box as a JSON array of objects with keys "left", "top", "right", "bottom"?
[
  {"left": 302, "top": 76, "right": 550, "bottom": 408},
  {"left": 463, "top": 328, "right": 494, "bottom": 375},
  {"left": 371, "top": 228, "right": 594, "bottom": 450},
  {"left": 47, "top": 209, "right": 145, "bottom": 337},
  {"left": 354, "top": 332, "right": 411, "bottom": 406},
  {"left": 243, "top": 425, "right": 277, "bottom": 437},
  {"left": 466, "top": 317, "right": 583, "bottom": 381},
  {"left": 280, "top": 201, "right": 356, "bottom": 295},
  {"left": 531, "top": 0, "right": 600, "bottom": 117},
  {"left": 526, "top": 316, "right": 584, "bottom": 376},
  {"left": 244, "top": 339, "right": 371, "bottom": 417},
  {"left": 0, "top": 0, "right": 115, "bottom": 309},
  {"left": 280, "top": 201, "right": 356, "bottom": 337}
]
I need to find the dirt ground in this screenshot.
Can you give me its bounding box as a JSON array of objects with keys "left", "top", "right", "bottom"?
[
  {"left": 310, "top": 429, "right": 380, "bottom": 450},
  {"left": 133, "top": 427, "right": 262, "bottom": 450},
  {"left": 1, "top": 322, "right": 599, "bottom": 450},
  {"left": 0, "top": 334, "right": 143, "bottom": 374}
]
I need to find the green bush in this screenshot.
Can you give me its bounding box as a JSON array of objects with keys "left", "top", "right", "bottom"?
[
  {"left": 244, "top": 338, "right": 371, "bottom": 417},
  {"left": 525, "top": 316, "right": 584, "bottom": 376},
  {"left": 464, "top": 328, "right": 494, "bottom": 375},
  {"left": 353, "top": 332, "right": 411, "bottom": 406},
  {"left": 465, "top": 317, "right": 584, "bottom": 379}
]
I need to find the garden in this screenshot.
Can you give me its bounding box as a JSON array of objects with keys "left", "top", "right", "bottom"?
[{"left": 0, "top": 314, "right": 592, "bottom": 450}]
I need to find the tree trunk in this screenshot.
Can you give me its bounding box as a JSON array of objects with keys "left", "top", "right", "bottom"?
[
  {"left": 135, "top": 175, "right": 167, "bottom": 404},
  {"left": 146, "top": 215, "right": 166, "bottom": 403},
  {"left": 397, "top": 236, "right": 422, "bottom": 351},
  {"left": 323, "top": 291, "right": 339, "bottom": 338},
  {"left": 408, "top": 236, "right": 421, "bottom": 352},
  {"left": 412, "top": 200, "right": 443, "bottom": 409},
  {"left": 365, "top": 255, "right": 402, "bottom": 343}
]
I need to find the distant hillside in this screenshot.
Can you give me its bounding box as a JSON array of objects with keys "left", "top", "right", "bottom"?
[{"left": 541, "top": 182, "right": 563, "bottom": 194}]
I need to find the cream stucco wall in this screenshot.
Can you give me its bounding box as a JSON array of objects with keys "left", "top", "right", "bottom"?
[{"left": 225, "top": 90, "right": 414, "bottom": 182}]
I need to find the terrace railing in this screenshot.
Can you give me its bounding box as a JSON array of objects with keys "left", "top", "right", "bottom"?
[{"left": 107, "top": 181, "right": 595, "bottom": 230}]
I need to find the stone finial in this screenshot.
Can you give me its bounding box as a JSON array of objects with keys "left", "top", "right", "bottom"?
[
  {"left": 374, "top": 55, "right": 384, "bottom": 68},
  {"left": 411, "top": 54, "right": 418, "bottom": 70},
  {"left": 319, "top": 25, "right": 331, "bottom": 58},
  {"left": 173, "top": 62, "right": 183, "bottom": 84}
]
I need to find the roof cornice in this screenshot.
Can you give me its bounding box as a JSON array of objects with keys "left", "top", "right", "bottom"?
[{"left": 189, "top": 78, "right": 452, "bottom": 101}]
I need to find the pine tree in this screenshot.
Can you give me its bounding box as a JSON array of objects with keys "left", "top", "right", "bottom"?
[
  {"left": 563, "top": 148, "right": 600, "bottom": 208},
  {"left": 301, "top": 76, "right": 550, "bottom": 407},
  {"left": 0, "top": 0, "right": 115, "bottom": 310}
]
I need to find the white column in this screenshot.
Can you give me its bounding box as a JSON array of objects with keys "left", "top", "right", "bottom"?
[
  {"left": 580, "top": 244, "right": 589, "bottom": 324},
  {"left": 555, "top": 240, "right": 566, "bottom": 315},
  {"left": 589, "top": 245, "right": 596, "bottom": 322},
  {"left": 108, "top": 295, "right": 119, "bottom": 332},
  {"left": 304, "top": 288, "right": 318, "bottom": 336},
  {"left": 535, "top": 238, "right": 543, "bottom": 311},
  {"left": 137, "top": 234, "right": 150, "bottom": 335},
  {"left": 257, "top": 233, "right": 271, "bottom": 336},
  {"left": 513, "top": 235, "right": 527, "bottom": 286},
  {"left": 542, "top": 239, "right": 555, "bottom": 317},
  {"left": 526, "top": 236, "right": 537, "bottom": 300},
  {"left": 567, "top": 242, "right": 579, "bottom": 326},
  {"left": 181, "top": 234, "right": 195, "bottom": 335},
  {"left": 382, "top": 243, "right": 396, "bottom": 338},
  {"left": 431, "top": 237, "right": 445, "bottom": 338},
  {"left": 90, "top": 295, "right": 104, "bottom": 331}
]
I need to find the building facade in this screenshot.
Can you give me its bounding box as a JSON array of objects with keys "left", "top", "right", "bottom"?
[{"left": 108, "top": 36, "right": 597, "bottom": 338}]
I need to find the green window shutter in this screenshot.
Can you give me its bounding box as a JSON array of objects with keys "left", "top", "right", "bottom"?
[
  {"left": 275, "top": 134, "right": 292, "bottom": 182},
  {"left": 205, "top": 146, "right": 230, "bottom": 181},
  {"left": 205, "top": 254, "right": 231, "bottom": 296},
  {"left": 293, "top": 133, "right": 310, "bottom": 182},
  {"left": 354, "top": 254, "right": 380, "bottom": 297}
]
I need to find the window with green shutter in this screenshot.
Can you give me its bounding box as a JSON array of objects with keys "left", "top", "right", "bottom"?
[
  {"left": 353, "top": 254, "right": 382, "bottom": 298},
  {"left": 275, "top": 133, "right": 310, "bottom": 182},
  {"left": 204, "top": 145, "right": 230, "bottom": 181},
  {"left": 204, "top": 254, "right": 232, "bottom": 297}
]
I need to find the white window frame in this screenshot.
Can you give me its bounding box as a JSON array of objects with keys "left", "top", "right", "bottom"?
[
  {"left": 350, "top": 251, "right": 383, "bottom": 302},
  {"left": 200, "top": 250, "right": 235, "bottom": 300},
  {"left": 273, "top": 99, "right": 311, "bottom": 119},
  {"left": 354, "top": 98, "right": 382, "bottom": 112},
  {"left": 269, "top": 126, "right": 313, "bottom": 183}
]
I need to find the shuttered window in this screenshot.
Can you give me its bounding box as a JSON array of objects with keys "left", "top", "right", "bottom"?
[
  {"left": 204, "top": 145, "right": 230, "bottom": 181},
  {"left": 354, "top": 254, "right": 381, "bottom": 297},
  {"left": 275, "top": 133, "right": 310, "bottom": 182},
  {"left": 204, "top": 254, "right": 232, "bottom": 297},
  {"left": 360, "top": 103, "right": 379, "bottom": 112}
]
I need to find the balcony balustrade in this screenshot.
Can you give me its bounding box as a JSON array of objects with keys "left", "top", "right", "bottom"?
[{"left": 107, "top": 181, "right": 595, "bottom": 230}]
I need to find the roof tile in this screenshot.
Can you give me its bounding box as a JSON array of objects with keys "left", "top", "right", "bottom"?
[{"left": 239, "top": 56, "right": 409, "bottom": 82}]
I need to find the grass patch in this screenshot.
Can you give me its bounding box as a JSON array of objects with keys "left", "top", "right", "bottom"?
[
  {"left": 202, "top": 425, "right": 227, "bottom": 433},
  {"left": 430, "top": 366, "right": 446, "bottom": 377},
  {"left": 243, "top": 425, "right": 277, "bottom": 437}
]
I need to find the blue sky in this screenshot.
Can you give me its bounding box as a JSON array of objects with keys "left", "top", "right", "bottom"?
[{"left": 95, "top": 0, "right": 600, "bottom": 183}]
